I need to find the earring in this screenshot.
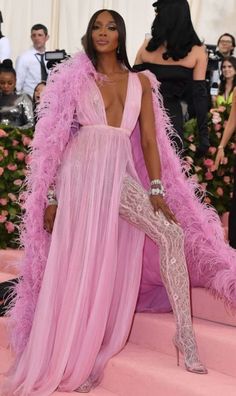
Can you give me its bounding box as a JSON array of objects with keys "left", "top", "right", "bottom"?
[{"left": 117, "top": 46, "right": 120, "bottom": 55}]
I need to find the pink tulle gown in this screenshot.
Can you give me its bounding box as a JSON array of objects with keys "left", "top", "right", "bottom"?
[{"left": 4, "top": 73, "right": 148, "bottom": 395}]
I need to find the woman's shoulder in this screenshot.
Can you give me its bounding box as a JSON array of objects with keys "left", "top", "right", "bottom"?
[
  {"left": 185, "top": 44, "right": 207, "bottom": 71},
  {"left": 135, "top": 37, "right": 151, "bottom": 64},
  {"left": 232, "top": 87, "right": 236, "bottom": 103},
  {"left": 190, "top": 44, "right": 207, "bottom": 58},
  {"left": 230, "top": 88, "right": 236, "bottom": 108},
  {"left": 135, "top": 71, "right": 153, "bottom": 91}
]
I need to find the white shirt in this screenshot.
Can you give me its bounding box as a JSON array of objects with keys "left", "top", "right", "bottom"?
[
  {"left": 15, "top": 47, "right": 48, "bottom": 97},
  {"left": 0, "top": 36, "right": 11, "bottom": 61}
]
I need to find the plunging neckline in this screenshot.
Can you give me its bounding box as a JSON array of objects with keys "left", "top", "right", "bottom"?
[{"left": 95, "top": 72, "right": 131, "bottom": 129}]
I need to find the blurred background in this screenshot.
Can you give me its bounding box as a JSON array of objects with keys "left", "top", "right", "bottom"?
[{"left": 0, "top": 0, "right": 235, "bottom": 64}]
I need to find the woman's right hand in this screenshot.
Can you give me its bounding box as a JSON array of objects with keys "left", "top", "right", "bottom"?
[
  {"left": 215, "top": 148, "right": 225, "bottom": 170},
  {"left": 150, "top": 194, "right": 178, "bottom": 224},
  {"left": 43, "top": 205, "right": 57, "bottom": 233}
]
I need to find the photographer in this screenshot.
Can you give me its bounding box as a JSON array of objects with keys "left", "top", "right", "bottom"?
[
  {"left": 16, "top": 24, "right": 49, "bottom": 97},
  {"left": 217, "top": 33, "right": 235, "bottom": 57}
]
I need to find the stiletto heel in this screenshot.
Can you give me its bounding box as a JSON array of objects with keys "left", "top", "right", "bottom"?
[
  {"left": 173, "top": 337, "right": 180, "bottom": 366},
  {"left": 173, "top": 334, "right": 208, "bottom": 374}
]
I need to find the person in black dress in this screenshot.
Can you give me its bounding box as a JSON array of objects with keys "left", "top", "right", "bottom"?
[{"left": 134, "top": 0, "right": 209, "bottom": 157}]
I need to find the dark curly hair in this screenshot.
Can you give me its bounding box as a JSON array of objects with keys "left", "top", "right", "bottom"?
[
  {"left": 147, "top": 0, "right": 202, "bottom": 61},
  {"left": 218, "top": 56, "right": 236, "bottom": 96},
  {"left": 0, "top": 59, "right": 16, "bottom": 77},
  {"left": 83, "top": 9, "right": 132, "bottom": 71}
]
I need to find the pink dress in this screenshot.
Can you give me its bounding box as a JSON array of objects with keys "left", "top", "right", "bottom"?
[
  {"left": 4, "top": 53, "right": 236, "bottom": 394},
  {"left": 5, "top": 73, "right": 146, "bottom": 395}
]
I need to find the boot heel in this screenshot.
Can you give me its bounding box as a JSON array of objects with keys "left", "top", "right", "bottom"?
[
  {"left": 173, "top": 334, "right": 208, "bottom": 374},
  {"left": 173, "top": 337, "right": 180, "bottom": 366},
  {"left": 175, "top": 344, "right": 180, "bottom": 366}
]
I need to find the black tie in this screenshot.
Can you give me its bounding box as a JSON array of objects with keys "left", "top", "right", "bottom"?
[{"left": 37, "top": 53, "right": 48, "bottom": 81}]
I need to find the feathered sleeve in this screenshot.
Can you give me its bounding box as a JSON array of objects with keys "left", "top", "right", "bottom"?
[
  {"left": 132, "top": 70, "right": 236, "bottom": 310},
  {"left": 9, "top": 58, "right": 77, "bottom": 355},
  {"left": 8, "top": 52, "right": 96, "bottom": 356}
]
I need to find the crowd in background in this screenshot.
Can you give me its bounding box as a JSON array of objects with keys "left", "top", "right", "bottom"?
[
  {"left": 0, "top": 21, "right": 48, "bottom": 128},
  {"left": 0, "top": 11, "right": 235, "bottom": 128}
]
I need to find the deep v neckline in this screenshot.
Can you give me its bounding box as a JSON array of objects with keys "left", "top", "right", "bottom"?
[{"left": 95, "top": 72, "right": 131, "bottom": 129}]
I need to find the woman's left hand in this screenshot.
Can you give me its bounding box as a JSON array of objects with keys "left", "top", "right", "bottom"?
[{"left": 149, "top": 195, "right": 178, "bottom": 224}]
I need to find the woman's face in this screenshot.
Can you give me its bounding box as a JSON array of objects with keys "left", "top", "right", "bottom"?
[
  {"left": 0, "top": 72, "right": 16, "bottom": 95},
  {"left": 34, "top": 83, "right": 46, "bottom": 103},
  {"left": 92, "top": 11, "right": 119, "bottom": 55},
  {"left": 222, "top": 61, "right": 236, "bottom": 80}
]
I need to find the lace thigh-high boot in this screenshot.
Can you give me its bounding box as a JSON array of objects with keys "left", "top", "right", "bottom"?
[{"left": 119, "top": 175, "right": 207, "bottom": 374}]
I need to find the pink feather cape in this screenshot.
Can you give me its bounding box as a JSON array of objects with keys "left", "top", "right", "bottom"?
[{"left": 9, "top": 52, "right": 236, "bottom": 357}]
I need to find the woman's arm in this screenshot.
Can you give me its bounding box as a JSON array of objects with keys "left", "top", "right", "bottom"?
[
  {"left": 193, "top": 45, "right": 208, "bottom": 80},
  {"left": 137, "top": 73, "right": 177, "bottom": 223},
  {"left": 138, "top": 73, "right": 161, "bottom": 180},
  {"left": 212, "top": 95, "right": 217, "bottom": 108},
  {"left": 192, "top": 45, "right": 210, "bottom": 157},
  {"left": 215, "top": 88, "right": 236, "bottom": 168},
  {"left": 219, "top": 88, "right": 236, "bottom": 146}
]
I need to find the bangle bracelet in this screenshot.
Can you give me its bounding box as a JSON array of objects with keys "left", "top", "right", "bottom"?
[
  {"left": 149, "top": 186, "right": 165, "bottom": 197},
  {"left": 149, "top": 179, "right": 165, "bottom": 197},
  {"left": 47, "top": 188, "right": 58, "bottom": 205},
  {"left": 47, "top": 198, "right": 58, "bottom": 206},
  {"left": 150, "top": 179, "right": 162, "bottom": 186},
  {"left": 218, "top": 145, "right": 224, "bottom": 149}
]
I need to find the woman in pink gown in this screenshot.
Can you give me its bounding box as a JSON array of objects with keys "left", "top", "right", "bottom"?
[{"left": 8, "top": 8, "right": 236, "bottom": 396}]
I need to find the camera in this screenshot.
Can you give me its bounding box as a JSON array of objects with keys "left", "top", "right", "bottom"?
[
  {"left": 45, "top": 49, "right": 69, "bottom": 69},
  {"left": 206, "top": 44, "right": 222, "bottom": 72}
]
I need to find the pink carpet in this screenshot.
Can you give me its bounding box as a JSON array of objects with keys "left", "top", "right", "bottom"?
[{"left": 0, "top": 250, "right": 236, "bottom": 395}]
